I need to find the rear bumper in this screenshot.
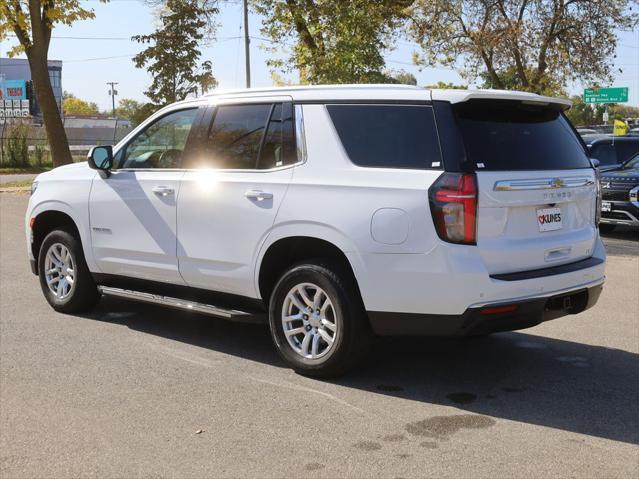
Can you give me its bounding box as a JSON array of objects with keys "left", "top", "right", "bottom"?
[{"left": 368, "top": 282, "right": 603, "bottom": 336}]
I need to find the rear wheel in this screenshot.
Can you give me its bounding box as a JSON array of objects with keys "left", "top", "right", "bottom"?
[
  {"left": 38, "top": 229, "right": 100, "bottom": 313},
  {"left": 268, "top": 261, "right": 372, "bottom": 377},
  {"left": 598, "top": 223, "right": 616, "bottom": 234}
]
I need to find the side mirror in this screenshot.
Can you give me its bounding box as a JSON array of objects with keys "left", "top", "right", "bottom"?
[
  {"left": 88, "top": 146, "right": 113, "bottom": 171},
  {"left": 590, "top": 158, "right": 601, "bottom": 168}
]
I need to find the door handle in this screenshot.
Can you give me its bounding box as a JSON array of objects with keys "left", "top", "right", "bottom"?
[
  {"left": 245, "top": 190, "right": 273, "bottom": 201},
  {"left": 152, "top": 186, "right": 175, "bottom": 197}
]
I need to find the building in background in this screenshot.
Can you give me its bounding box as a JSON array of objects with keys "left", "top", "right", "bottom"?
[{"left": 0, "top": 58, "right": 63, "bottom": 122}]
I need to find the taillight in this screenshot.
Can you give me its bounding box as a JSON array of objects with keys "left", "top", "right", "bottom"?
[{"left": 428, "top": 172, "right": 477, "bottom": 245}]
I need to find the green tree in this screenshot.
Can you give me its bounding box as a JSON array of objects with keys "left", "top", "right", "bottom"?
[
  {"left": 384, "top": 70, "right": 418, "bottom": 85},
  {"left": 424, "top": 81, "right": 468, "bottom": 90},
  {"left": 254, "top": 0, "right": 413, "bottom": 84},
  {"left": 63, "top": 92, "right": 99, "bottom": 116},
  {"left": 132, "top": 0, "right": 218, "bottom": 106},
  {"left": 0, "top": 0, "right": 108, "bottom": 166},
  {"left": 407, "top": 0, "right": 639, "bottom": 96},
  {"left": 115, "top": 98, "right": 157, "bottom": 127}
]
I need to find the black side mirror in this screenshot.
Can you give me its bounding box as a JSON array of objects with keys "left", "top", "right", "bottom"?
[
  {"left": 590, "top": 158, "right": 601, "bottom": 168},
  {"left": 88, "top": 145, "right": 113, "bottom": 171}
]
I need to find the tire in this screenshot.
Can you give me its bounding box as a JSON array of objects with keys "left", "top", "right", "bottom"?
[
  {"left": 268, "top": 260, "right": 373, "bottom": 378},
  {"left": 599, "top": 223, "right": 616, "bottom": 234},
  {"left": 38, "top": 228, "right": 100, "bottom": 313}
]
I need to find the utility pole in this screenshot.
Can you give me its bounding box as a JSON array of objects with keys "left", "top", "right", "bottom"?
[
  {"left": 107, "top": 82, "right": 118, "bottom": 118},
  {"left": 243, "top": 0, "right": 251, "bottom": 88}
]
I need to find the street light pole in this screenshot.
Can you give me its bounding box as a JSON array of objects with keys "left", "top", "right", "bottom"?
[
  {"left": 107, "top": 82, "right": 118, "bottom": 118},
  {"left": 243, "top": 0, "right": 251, "bottom": 88}
]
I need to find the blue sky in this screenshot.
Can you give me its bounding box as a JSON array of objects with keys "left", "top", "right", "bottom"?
[{"left": 1, "top": 0, "right": 638, "bottom": 110}]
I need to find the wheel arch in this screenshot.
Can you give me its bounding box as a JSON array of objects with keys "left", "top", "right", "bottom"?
[
  {"left": 256, "top": 235, "right": 364, "bottom": 306},
  {"left": 29, "top": 203, "right": 92, "bottom": 271}
]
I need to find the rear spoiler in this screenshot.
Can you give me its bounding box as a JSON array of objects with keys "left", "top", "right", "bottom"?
[{"left": 430, "top": 89, "right": 572, "bottom": 111}]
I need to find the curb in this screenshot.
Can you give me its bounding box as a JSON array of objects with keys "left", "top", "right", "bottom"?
[{"left": 0, "top": 187, "right": 31, "bottom": 193}]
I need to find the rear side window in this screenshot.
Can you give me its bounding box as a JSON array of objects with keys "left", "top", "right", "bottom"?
[
  {"left": 454, "top": 101, "right": 591, "bottom": 170},
  {"left": 203, "top": 103, "right": 296, "bottom": 170},
  {"left": 326, "top": 105, "right": 442, "bottom": 169},
  {"left": 206, "top": 104, "right": 271, "bottom": 169}
]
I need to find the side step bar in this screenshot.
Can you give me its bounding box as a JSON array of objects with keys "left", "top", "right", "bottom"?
[{"left": 97, "top": 286, "right": 264, "bottom": 323}]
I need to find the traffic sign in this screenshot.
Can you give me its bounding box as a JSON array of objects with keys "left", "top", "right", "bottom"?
[{"left": 584, "top": 87, "right": 629, "bottom": 103}]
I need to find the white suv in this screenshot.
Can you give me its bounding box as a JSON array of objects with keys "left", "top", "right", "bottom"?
[{"left": 26, "top": 85, "right": 606, "bottom": 377}]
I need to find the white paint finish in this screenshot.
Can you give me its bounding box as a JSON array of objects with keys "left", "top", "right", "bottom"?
[
  {"left": 177, "top": 167, "right": 293, "bottom": 297},
  {"left": 26, "top": 86, "right": 606, "bottom": 320},
  {"left": 371, "top": 208, "right": 410, "bottom": 245},
  {"left": 89, "top": 170, "right": 186, "bottom": 283},
  {"left": 353, "top": 237, "right": 606, "bottom": 315},
  {"left": 273, "top": 105, "right": 441, "bottom": 256},
  {"left": 25, "top": 162, "right": 99, "bottom": 271},
  {"left": 475, "top": 169, "right": 598, "bottom": 274}
]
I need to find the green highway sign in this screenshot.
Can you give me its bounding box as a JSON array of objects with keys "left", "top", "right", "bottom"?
[{"left": 583, "top": 87, "right": 628, "bottom": 104}]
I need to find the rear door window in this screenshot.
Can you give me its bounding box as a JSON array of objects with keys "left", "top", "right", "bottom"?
[
  {"left": 326, "top": 104, "right": 442, "bottom": 169},
  {"left": 454, "top": 101, "right": 591, "bottom": 170}
]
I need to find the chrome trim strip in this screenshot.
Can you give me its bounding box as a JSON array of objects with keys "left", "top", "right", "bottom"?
[
  {"left": 494, "top": 176, "right": 594, "bottom": 191},
  {"left": 97, "top": 286, "right": 253, "bottom": 319},
  {"left": 294, "top": 104, "right": 308, "bottom": 164}
]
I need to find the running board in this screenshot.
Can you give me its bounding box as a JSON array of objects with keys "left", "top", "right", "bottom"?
[{"left": 97, "top": 286, "right": 264, "bottom": 323}]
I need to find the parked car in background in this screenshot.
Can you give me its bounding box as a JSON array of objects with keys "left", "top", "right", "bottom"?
[
  {"left": 599, "top": 153, "right": 639, "bottom": 233},
  {"left": 25, "top": 85, "right": 605, "bottom": 377},
  {"left": 577, "top": 128, "right": 598, "bottom": 136},
  {"left": 627, "top": 128, "right": 639, "bottom": 137},
  {"left": 586, "top": 136, "right": 639, "bottom": 171}
]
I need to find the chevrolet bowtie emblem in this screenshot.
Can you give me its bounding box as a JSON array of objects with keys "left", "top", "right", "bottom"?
[{"left": 552, "top": 178, "right": 564, "bottom": 188}]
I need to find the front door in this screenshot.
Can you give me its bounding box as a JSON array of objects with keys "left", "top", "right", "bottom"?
[{"left": 89, "top": 107, "right": 200, "bottom": 283}]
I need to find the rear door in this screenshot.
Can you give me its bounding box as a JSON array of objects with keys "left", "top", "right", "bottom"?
[
  {"left": 177, "top": 99, "right": 296, "bottom": 297},
  {"left": 453, "top": 100, "right": 597, "bottom": 275}
]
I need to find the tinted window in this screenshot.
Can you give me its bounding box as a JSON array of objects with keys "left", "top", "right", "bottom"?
[
  {"left": 589, "top": 143, "right": 618, "bottom": 166},
  {"left": 258, "top": 103, "right": 296, "bottom": 169},
  {"left": 454, "top": 101, "right": 591, "bottom": 170},
  {"left": 206, "top": 104, "right": 271, "bottom": 169},
  {"left": 119, "top": 108, "right": 198, "bottom": 169},
  {"left": 327, "top": 105, "right": 442, "bottom": 169}
]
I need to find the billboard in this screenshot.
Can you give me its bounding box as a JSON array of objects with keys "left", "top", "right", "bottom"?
[{"left": 0, "top": 79, "right": 28, "bottom": 101}]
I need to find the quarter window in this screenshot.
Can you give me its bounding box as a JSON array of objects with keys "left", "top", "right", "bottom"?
[
  {"left": 326, "top": 104, "right": 442, "bottom": 169},
  {"left": 118, "top": 108, "right": 198, "bottom": 169}
]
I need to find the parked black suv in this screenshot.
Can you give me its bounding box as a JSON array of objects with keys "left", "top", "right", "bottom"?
[
  {"left": 587, "top": 136, "right": 639, "bottom": 171},
  {"left": 599, "top": 153, "right": 639, "bottom": 232}
]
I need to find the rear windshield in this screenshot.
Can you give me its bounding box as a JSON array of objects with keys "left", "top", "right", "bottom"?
[
  {"left": 326, "top": 104, "right": 442, "bottom": 169},
  {"left": 454, "top": 101, "right": 591, "bottom": 170}
]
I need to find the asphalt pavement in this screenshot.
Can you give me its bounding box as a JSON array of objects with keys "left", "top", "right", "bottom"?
[{"left": 1, "top": 192, "right": 638, "bottom": 478}]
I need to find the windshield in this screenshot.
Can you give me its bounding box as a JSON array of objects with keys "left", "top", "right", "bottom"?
[
  {"left": 623, "top": 155, "right": 639, "bottom": 169},
  {"left": 454, "top": 101, "right": 591, "bottom": 171}
]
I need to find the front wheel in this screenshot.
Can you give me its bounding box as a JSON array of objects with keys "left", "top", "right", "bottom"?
[
  {"left": 38, "top": 229, "right": 100, "bottom": 313},
  {"left": 268, "top": 261, "right": 372, "bottom": 378}
]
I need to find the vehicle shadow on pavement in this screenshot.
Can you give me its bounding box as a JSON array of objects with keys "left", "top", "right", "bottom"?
[
  {"left": 85, "top": 297, "right": 638, "bottom": 446},
  {"left": 600, "top": 226, "right": 639, "bottom": 256},
  {"left": 341, "top": 334, "right": 639, "bottom": 446}
]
